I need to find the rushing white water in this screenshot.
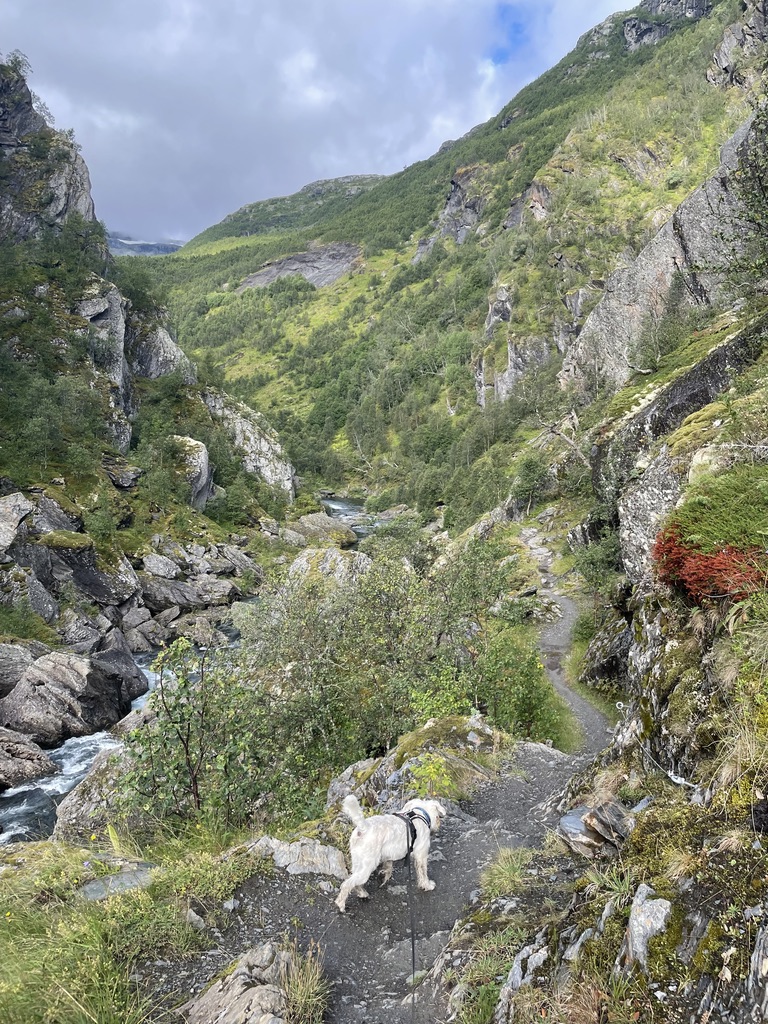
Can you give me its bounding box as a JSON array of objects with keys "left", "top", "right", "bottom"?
[
  {"left": 0, "top": 657, "right": 159, "bottom": 844},
  {"left": 0, "top": 498, "right": 375, "bottom": 843}
]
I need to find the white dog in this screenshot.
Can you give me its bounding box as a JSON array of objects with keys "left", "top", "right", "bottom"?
[{"left": 335, "top": 794, "right": 446, "bottom": 912}]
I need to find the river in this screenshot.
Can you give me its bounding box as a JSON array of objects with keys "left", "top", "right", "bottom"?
[{"left": 0, "top": 498, "right": 372, "bottom": 844}]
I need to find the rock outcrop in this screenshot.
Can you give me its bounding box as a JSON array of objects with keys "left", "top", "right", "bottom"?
[
  {"left": 437, "top": 168, "right": 486, "bottom": 244},
  {"left": 171, "top": 436, "right": 215, "bottom": 510},
  {"left": 203, "top": 390, "right": 296, "bottom": 498},
  {"left": 181, "top": 944, "right": 294, "bottom": 1024},
  {"left": 0, "top": 69, "right": 93, "bottom": 241},
  {"left": 559, "top": 120, "right": 752, "bottom": 392},
  {"left": 0, "top": 651, "right": 131, "bottom": 746},
  {"left": 0, "top": 727, "right": 58, "bottom": 791},
  {"left": 709, "top": 0, "right": 768, "bottom": 86},
  {"left": 237, "top": 241, "right": 361, "bottom": 291}
]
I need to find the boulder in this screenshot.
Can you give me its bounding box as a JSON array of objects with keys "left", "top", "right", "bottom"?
[
  {"left": 287, "top": 546, "right": 371, "bottom": 587},
  {"left": 288, "top": 513, "right": 357, "bottom": 549},
  {"left": 92, "top": 627, "right": 149, "bottom": 700},
  {"left": 171, "top": 436, "right": 215, "bottom": 511},
  {"left": 23, "top": 534, "right": 141, "bottom": 606},
  {"left": 217, "top": 544, "right": 263, "bottom": 579},
  {"left": 0, "top": 640, "right": 48, "bottom": 697},
  {"left": 189, "top": 574, "right": 239, "bottom": 606},
  {"left": 615, "top": 883, "right": 672, "bottom": 972},
  {"left": 104, "top": 462, "right": 142, "bottom": 489},
  {"left": 180, "top": 943, "right": 292, "bottom": 1024},
  {"left": 139, "top": 575, "right": 205, "bottom": 613},
  {"left": 31, "top": 494, "right": 82, "bottom": 534},
  {"left": 0, "top": 726, "right": 58, "bottom": 792},
  {"left": 142, "top": 553, "right": 181, "bottom": 579},
  {"left": 0, "top": 492, "right": 33, "bottom": 555},
  {"left": 247, "top": 835, "right": 347, "bottom": 880},
  {"left": 126, "top": 323, "right": 195, "bottom": 383},
  {"left": 0, "top": 652, "right": 131, "bottom": 746}
]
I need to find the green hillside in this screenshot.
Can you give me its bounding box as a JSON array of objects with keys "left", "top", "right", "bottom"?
[{"left": 139, "top": 0, "right": 746, "bottom": 529}]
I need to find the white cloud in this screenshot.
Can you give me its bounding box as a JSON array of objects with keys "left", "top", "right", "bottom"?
[{"left": 0, "top": 0, "right": 631, "bottom": 238}]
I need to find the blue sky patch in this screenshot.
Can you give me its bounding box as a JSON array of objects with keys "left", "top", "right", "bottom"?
[{"left": 489, "top": 3, "right": 530, "bottom": 65}]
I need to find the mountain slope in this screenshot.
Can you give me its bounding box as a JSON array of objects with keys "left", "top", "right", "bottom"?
[{"left": 139, "top": 0, "right": 751, "bottom": 531}]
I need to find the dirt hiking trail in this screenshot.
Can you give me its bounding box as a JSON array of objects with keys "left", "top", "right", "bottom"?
[{"left": 146, "top": 525, "right": 612, "bottom": 1023}]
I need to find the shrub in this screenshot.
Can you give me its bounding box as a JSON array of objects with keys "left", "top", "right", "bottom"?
[{"left": 653, "top": 524, "right": 767, "bottom": 604}]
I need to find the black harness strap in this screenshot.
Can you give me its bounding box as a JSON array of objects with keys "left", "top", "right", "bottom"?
[{"left": 393, "top": 811, "right": 418, "bottom": 854}]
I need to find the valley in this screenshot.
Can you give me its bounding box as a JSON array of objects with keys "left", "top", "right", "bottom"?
[{"left": 1, "top": 1, "right": 768, "bottom": 1021}]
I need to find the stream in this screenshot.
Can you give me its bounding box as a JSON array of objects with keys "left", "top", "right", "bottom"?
[{"left": 0, "top": 498, "right": 371, "bottom": 844}]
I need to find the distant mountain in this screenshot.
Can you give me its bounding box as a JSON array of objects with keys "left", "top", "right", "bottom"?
[{"left": 107, "top": 232, "right": 184, "bottom": 257}]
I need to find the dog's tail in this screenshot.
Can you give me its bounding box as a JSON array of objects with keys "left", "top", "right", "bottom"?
[{"left": 340, "top": 794, "right": 368, "bottom": 830}]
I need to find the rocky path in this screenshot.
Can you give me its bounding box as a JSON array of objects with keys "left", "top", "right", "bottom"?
[{"left": 152, "top": 526, "right": 612, "bottom": 1023}]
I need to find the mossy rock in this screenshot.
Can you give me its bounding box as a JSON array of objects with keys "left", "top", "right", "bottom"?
[{"left": 35, "top": 530, "right": 93, "bottom": 551}]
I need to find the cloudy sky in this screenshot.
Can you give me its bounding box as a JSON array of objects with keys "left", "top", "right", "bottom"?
[{"left": 2, "top": 0, "right": 629, "bottom": 240}]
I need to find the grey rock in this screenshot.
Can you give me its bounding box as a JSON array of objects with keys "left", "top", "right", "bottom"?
[
  {"left": 288, "top": 513, "right": 357, "bottom": 549},
  {"left": 181, "top": 943, "right": 292, "bottom": 1024},
  {"left": 24, "top": 537, "right": 140, "bottom": 607},
  {"left": 142, "top": 553, "right": 181, "bottom": 579},
  {"left": 559, "top": 119, "right": 752, "bottom": 392},
  {"left": 189, "top": 574, "right": 239, "bottom": 606},
  {"left": 79, "top": 865, "right": 155, "bottom": 901},
  {"left": 623, "top": 16, "right": 671, "bottom": 50},
  {"left": 709, "top": 0, "right": 768, "bottom": 87},
  {"left": 218, "top": 544, "right": 263, "bottom": 579},
  {"left": 438, "top": 168, "right": 486, "bottom": 244},
  {"left": 616, "top": 883, "right": 672, "bottom": 972},
  {"left": 246, "top": 835, "right": 347, "bottom": 880},
  {"left": 31, "top": 494, "right": 82, "bottom": 534},
  {"left": 0, "top": 652, "right": 131, "bottom": 745},
  {"left": 592, "top": 318, "right": 762, "bottom": 511},
  {"left": 139, "top": 575, "right": 205, "bottom": 613},
  {"left": 0, "top": 492, "right": 33, "bottom": 554},
  {"left": 57, "top": 608, "right": 103, "bottom": 653},
  {"left": 171, "top": 436, "right": 215, "bottom": 511},
  {"left": 126, "top": 322, "right": 195, "bottom": 383},
  {"left": 120, "top": 605, "right": 151, "bottom": 631},
  {"left": 104, "top": 462, "right": 143, "bottom": 489},
  {"left": 0, "top": 640, "right": 48, "bottom": 697},
  {"left": 203, "top": 389, "right": 296, "bottom": 498},
  {"left": 579, "top": 612, "right": 632, "bottom": 691},
  {"left": 278, "top": 527, "right": 308, "bottom": 547},
  {"left": 92, "top": 627, "right": 149, "bottom": 700},
  {"left": 287, "top": 546, "right": 371, "bottom": 586},
  {"left": 238, "top": 241, "right": 362, "bottom": 290},
  {"left": 0, "top": 726, "right": 58, "bottom": 792},
  {"left": 25, "top": 575, "right": 60, "bottom": 623}
]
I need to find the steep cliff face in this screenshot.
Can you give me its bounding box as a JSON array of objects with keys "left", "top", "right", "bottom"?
[
  {"left": 559, "top": 119, "right": 751, "bottom": 392},
  {"left": 0, "top": 68, "right": 94, "bottom": 241}
]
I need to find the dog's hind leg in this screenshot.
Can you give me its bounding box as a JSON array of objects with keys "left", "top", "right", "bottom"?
[
  {"left": 378, "top": 861, "right": 393, "bottom": 885},
  {"left": 335, "top": 866, "right": 374, "bottom": 912}
]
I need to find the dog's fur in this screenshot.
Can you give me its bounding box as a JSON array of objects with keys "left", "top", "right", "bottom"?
[{"left": 335, "top": 795, "right": 446, "bottom": 912}]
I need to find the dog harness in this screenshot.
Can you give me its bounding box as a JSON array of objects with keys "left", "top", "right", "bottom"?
[{"left": 393, "top": 807, "right": 432, "bottom": 854}]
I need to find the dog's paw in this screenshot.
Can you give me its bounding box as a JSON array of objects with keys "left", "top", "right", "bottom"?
[
  {"left": 334, "top": 898, "right": 346, "bottom": 913},
  {"left": 420, "top": 880, "right": 436, "bottom": 891},
  {"left": 355, "top": 887, "right": 370, "bottom": 899}
]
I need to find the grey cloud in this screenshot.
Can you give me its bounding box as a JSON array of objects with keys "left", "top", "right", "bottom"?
[{"left": 1, "top": 0, "right": 628, "bottom": 239}]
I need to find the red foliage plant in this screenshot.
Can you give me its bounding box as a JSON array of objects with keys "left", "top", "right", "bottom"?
[{"left": 653, "top": 524, "right": 767, "bottom": 605}]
